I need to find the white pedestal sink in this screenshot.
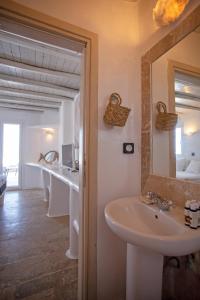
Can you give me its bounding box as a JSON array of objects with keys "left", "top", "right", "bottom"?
[{"left": 105, "top": 196, "right": 200, "bottom": 300}]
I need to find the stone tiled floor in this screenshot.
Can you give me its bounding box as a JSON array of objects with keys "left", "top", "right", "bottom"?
[{"left": 0, "top": 189, "right": 78, "bottom": 300}]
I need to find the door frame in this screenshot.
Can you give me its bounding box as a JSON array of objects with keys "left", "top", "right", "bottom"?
[{"left": 0, "top": 1, "right": 98, "bottom": 299}]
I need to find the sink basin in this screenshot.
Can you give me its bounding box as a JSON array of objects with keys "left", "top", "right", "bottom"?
[
  {"left": 105, "top": 196, "right": 200, "bottom": 300},
  {"left": 105, "top": 196, "right": 200, "bottom": 256}
]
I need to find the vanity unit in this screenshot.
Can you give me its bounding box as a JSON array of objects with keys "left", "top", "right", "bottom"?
[{"left": 26, "top": 162, "right": 79, "bottom": 259}]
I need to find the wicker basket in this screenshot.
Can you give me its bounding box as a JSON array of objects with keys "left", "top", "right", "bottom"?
[
  {"left": 155, "top": 101, "right": 178, "bottom": 131},
  {"left": 103, "top": 93, "right": 131, "bottom": 127}
]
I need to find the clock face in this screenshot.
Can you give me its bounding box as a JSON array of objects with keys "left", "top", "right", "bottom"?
[{"left": 123, "top": 143, "right": 134, "bottom": 154}]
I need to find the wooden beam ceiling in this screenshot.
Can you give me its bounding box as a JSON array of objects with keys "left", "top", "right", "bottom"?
[
  {"left": 0, "top": 20, "right": 81, "bottom": 112},
  {"left": 0, "top": 101, "right": 58, "bottom": 110},
  {"left": 0, "top": 87, "right": 72, "bottom": 102},
  {"left": 175, "top": 103, "right": 200, "bottom": 111},
  {"left": 0, "top": 58, "right": 80, "bottom": 87},
  {"left": 0, "top": 102, "right": 44, "bottom": 112},
  {"left": 0, "top": 16, "right": 84, "bottom": 54},
  {"left": 0, "top": 95, "right": 60, "bottom": 109},
  {"left": 0, "top": 74, "right": 78, "bottom": 98},
  {"left": 175, "top": 91, "right": 200, "bottom": 102}
]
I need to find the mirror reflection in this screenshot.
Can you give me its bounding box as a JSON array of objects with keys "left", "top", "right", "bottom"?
[
  {"left": 152, "top": 25, "right": 200, "bottom": 181},
  {"left": 175, "top": 72, "right": 200, "bottom": 181}
]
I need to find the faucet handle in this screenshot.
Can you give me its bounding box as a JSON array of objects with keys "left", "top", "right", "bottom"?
[
  {"left": 158, "top": 199, "right": 174, "bottom": 211},
  {"left": 146, "top": 191, "right": 160, "bottom": 200},
  {"left": 145, "top": 191, "right": 159, "bottom": 205}
]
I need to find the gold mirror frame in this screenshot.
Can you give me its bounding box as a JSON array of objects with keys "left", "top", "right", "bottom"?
[{"left": 141, "top": 5, "right": 200, "bottom": 191}]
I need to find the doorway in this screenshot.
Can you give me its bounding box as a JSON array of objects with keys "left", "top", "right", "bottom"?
[
  {"left": 0, "top": 2, "right": 98, "bottom": 300},
  {"left": 0, "top": 16, "right": 83, "bottom": 299},
  {"left": 2, "top": 123, "right": 21, "bottom": 189}
]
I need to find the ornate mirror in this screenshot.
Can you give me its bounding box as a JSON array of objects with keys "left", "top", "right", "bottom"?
[{"left": 38, "top": 151, "right": 59, "bottom": 164}]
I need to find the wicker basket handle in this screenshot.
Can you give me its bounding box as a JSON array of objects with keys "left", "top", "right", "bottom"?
[
  {"left": 156, "top": 101, "right": 167, "bottom": 113},
  {"left": 109, "top": 93, "right": 122, "bottom": 106}
]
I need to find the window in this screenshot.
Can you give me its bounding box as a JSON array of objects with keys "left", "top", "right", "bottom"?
[
  {"left": 2, "top": 123, "right": 20, "bottom": 187},
  {"left": 176, "top": 127, "right": 182, "bottom": 155}
]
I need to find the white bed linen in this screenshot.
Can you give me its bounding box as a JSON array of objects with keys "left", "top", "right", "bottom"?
[{"left": 176, "top": 171, "right": 200, "bottom": 181}]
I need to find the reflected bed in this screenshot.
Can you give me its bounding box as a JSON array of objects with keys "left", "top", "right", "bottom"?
[{"left": 176, "top": 171, "right": 200, "bottom": 182}]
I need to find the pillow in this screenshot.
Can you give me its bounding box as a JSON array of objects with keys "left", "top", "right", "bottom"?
[
  {"left": 185, "top": 160, "right": 200, "bottom": 174},
  {"left": 176, "top": 158, "right": 189, "bottom": 171}
]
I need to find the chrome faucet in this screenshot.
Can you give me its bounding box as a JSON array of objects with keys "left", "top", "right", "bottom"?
[{"left": 146, "top": 192, "right": 173, "bottom": 211}]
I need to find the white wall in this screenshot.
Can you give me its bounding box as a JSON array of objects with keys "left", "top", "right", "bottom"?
[
  {"left": 23, "top": 109, "right": 59, "bottom": 189},
  {"left": 41, "top": 109, "right": 59, "bottom": 126},
  {"left": 12, "top": 0, "right": 140, "bottom": 298},
  {"left": 182, "top": 132, "right": 200, "bottom": 160},
  {"left": 11, "top": 0, "right": 200, "bottom": 299},
  {"left": 59, "top": 101, "right": 74, "bottom": 163},
  {"left": 138, "top": 0, "right": 200, "bottom": 54},
  {"left": 177, "top": 108, "right": 200, "bottom": 160},
  {"left": 0, "top": 107, "right": 59, "bottom": 189},
  {"left": 0, "top": 108, "right": 42, "bottom": 188}
]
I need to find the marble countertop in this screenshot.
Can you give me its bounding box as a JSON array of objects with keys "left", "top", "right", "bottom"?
[{"left": 26, "top": 162, "right": 79, "bottom": 192}]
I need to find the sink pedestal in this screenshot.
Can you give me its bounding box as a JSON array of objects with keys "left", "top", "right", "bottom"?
[{"left": 126, "top": 244, "right": 163, "bottom": 300}]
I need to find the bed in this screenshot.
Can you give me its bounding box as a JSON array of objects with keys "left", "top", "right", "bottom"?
[
  {"left": 176, "top": 171, "right": 200, "bottom": 182},
  {"left": 176, "top": 158, "right": 200, "bottom": 182}
]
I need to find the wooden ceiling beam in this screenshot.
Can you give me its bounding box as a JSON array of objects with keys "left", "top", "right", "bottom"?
[
  {"left": 0, "top": 102, "right": 44, "bottom": 112},
  {"left": 0, "top": 31, "right": 82, "bottom": 65},
  {"left": 0, "top": 101, "right": 58, "bottom": 111},
  {"left": 0, "top": 86, "right": 73, "bottom": 102},
  {"left": 175, "top": 92, "right": 200, "bottom": 102},
  {"left": 175, "top": 103, "right": 200, "bottom": 111},
  {"left": 0, "top": 58, "right": 80, "bottom": 87},
  {"left": 0, "top": 73, "right": 78, "bottom": 98},
  {"left": 0, "top": 95, "right": 60, "bottom": 109}
]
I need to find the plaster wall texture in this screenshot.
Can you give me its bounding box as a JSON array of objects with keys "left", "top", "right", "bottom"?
[
  {"left": 0, "top": 108, "right": 59, "bottom": 189},
  {"left": 59, "top": 101, "right": 74, "bottom": 164},
  {"left": 11, "top": 0, "right": 200, "bottom": 298},
  {"left": 12, "top": 1, "right": 140, "bottom": 298}
]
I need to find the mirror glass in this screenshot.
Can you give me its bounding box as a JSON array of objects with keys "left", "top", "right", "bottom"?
[
  {"left": 45, "top": 151, "right": 56, "bottom": 162},
  {"left": 152, "top": 25, "right": 200, "bottom": 182},
  {"left": 38, "top": 151, "right": 59, "bottom": 164}
]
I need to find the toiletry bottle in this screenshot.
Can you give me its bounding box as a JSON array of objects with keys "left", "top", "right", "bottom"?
[
  {"left": 189, "top": 201, "right": 199, "bottom": 229},
  {"left": 184, "top": 200, "right": 191, "bottom": 226}
]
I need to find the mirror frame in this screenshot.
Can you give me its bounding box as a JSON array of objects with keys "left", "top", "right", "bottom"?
[{"left": 141, "top": 5, "right": 200, "bottom": 191}]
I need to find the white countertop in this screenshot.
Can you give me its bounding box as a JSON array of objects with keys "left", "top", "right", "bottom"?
[{"left": 26, "top": 162, "right": 79, "bottom": 192}]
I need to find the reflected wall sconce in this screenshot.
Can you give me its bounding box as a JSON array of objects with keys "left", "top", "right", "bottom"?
[
  {"left": 153, "top": 0, "right": 189, "bottom": 27},
  {"left": 42, "top": 128, "right": 55, "bottom": 140},
  {"left": 184, "top": 129, "right": 198, "bottom": 136},
  {"left": 185, "top": 131, "right": 195, "bottom": 136}
]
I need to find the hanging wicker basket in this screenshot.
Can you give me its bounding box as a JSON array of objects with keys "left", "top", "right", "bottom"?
[
  {"left": 103, "top": 93, "right": 131, "bottom": 127},
  {"left": 155, "top": 101, "right": 178, "bottom": 131}
]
